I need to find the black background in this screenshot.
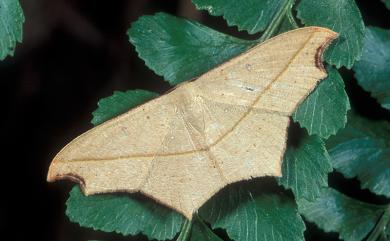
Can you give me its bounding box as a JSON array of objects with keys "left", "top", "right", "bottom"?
[{"left": 1, "top": 0, "right": 389, "bottom": 241}]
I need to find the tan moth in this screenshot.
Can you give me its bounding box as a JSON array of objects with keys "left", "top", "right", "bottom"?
[{"left": 48, "top": 27, "right": 337, "bottom": 219}]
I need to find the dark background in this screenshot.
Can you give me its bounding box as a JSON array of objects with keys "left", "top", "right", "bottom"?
[{"left": 1, "top": 1, "right": 389, "bottom": 241}]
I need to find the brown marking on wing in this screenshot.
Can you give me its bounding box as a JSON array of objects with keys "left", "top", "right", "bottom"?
[{"left": 315, "top": 33, "right": 338, "bottom": 72}]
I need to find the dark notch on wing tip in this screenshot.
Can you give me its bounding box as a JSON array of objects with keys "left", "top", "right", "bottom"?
[
  {"left": 52, "top": 173, "right": 86, "bottom": 190},
  {"left": 315, "top": 33, "right": 338, "bottom": 72}
]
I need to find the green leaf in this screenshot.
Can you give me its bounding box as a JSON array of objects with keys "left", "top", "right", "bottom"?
[
  {"left": 298, "top": 188, "right": 386, "bottom": 241},
  {"left": 128, "top": 12, "right": 253, "bottom": 85},
  {"left": 177, "top": 217, "right": 223, "bottom": 241},
  {"left": 293, "top": 67, "right": 350, "bottom": 139},
  {"left": 327, "top": 114, "right": 390, "bottom": 197},
  {"left": 91, "top": 90, "right": 158, "bottom": 125},
  {"left": 382, "top": 0, "right": 390, "bottom": 9},
  {"left": 66, "top": 186, "right": 185, "bottom": 240},
  {"left": 0, "top": 0, "right": 24, "bottom": 60},
  {"left": 353, "top": 27, "right": 390, "bottom": 110},
  {"left": 200, "top": 187, "right": 305, "bottom": 241},
  {"left": 278, "top": 135, "right": 333, "bottom": 201},
  {"left": 192, "top": 0, "right": 285, "bottom": 34},
  {"left": 190, "top": 217, "right": 223, "bottom": 241},
  {"left": 276, "top": 10, "right": 298, "bottom": 34},
  {"left": 296, "top": 0, "right": 365, "bottom": 68}
]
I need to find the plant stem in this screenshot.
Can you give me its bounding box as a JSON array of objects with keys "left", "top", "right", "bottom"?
[
  {"left": 286, "top": 8, "right": 299, "bottom": 29},
  {"left": 366, "top": 206, "right": 390, "bottom": 241},
  {"left": 259, "top": 0, "right": 296, "bottom": 42},
  {"left": 176, "top": 219, "right": 193, "bottom": 241}
]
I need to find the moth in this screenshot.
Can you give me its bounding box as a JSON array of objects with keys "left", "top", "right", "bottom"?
[{"left": 48, "top": 27, "right": 337, "bottom": 219}]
